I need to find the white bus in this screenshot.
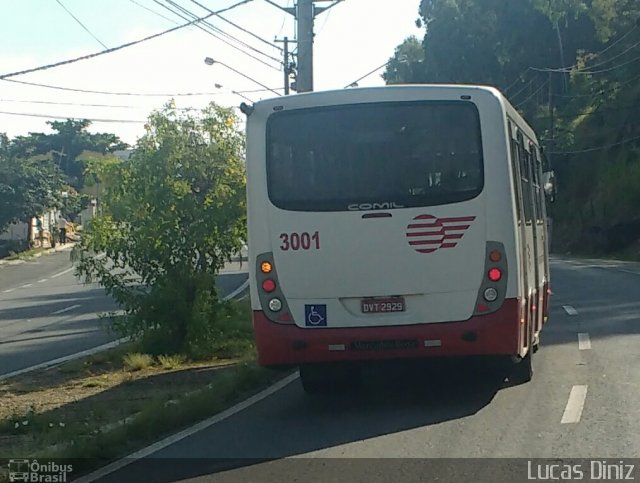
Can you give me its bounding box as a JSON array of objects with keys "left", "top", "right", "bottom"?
[{"left": 245, "top": 85, "right": 551, "bottom": 393}]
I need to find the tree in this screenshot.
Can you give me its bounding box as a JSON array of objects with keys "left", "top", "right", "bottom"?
[
  {"left": 0, "top": 133, "right": 64, "bottom": 235},
  {"left": 385, "top": 0, "right": 640, "bottom": 254},
  {"left": 72, "top": 103, "right": 247, "bottom": 357},
  {"left": 10, "top": 119, "right": 128, "bottom": 190}
]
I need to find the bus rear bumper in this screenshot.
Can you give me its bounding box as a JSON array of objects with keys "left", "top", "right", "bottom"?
[{"left": 252, "top": 298, "right": 521, "bottom": 367}]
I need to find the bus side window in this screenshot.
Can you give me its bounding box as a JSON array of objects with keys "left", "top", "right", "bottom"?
[
  {"left": 532, "top": 147, "right": 545, "bottom": 223},
  {"left": 517, "top": 132, "right": 533, "bottom": 224},
  {"left": 509, "top": 123, "right": 523, "bottom": 223}
]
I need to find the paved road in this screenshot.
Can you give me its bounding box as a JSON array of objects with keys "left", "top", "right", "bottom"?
[
  {"left": 93, "top": 256, "right": 640, "bottom": 482},
  {"left": 0, "top": 249, "right": 248, "bottom": 378}
]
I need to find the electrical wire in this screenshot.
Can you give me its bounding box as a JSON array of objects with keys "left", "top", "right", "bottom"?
[
  {"left": 153, "top": 0, "right": 281, "bottom": 69},
  {"left": 515, "top": 79, "right": 550, "bottom": 108},
  {"left": 188, "top": 0, "right": 282, "bottom": 52},
  {"left": 0, "top": 110, "right": 145, "bottom": 123},
  {"left": 55, "top": 0, "right": 109, "bottom": 49},
  {"left": 0, "top": 0, "right": 255, "bottom": 80},
  {"left": 549, "top": 134, "right": 640, "bottom": 155},
  {"left": 129, "top": 0, "right": 181, "bottom": 25},
  {"left": 344, "top": 61, "right": 390, "bottom": 88},
  {"left": 1, "top": 78, "right": 281, "bottom": 96}
]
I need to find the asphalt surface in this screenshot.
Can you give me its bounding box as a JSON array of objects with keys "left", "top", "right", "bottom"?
[
  {"left": 0, "top": 249, "right": 248, "bottom": 378},
  {"left": 91, "top": 256, "right": 640, "bottom": 483}
]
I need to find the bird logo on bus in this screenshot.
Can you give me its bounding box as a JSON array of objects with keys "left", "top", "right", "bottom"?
[{"left": 406, "top": 214, "right": 476, "bottom": 253}]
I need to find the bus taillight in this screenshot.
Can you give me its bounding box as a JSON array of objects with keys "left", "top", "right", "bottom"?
[
  {"left": 488, "top": 268, "right": 502, "bottom": 282},
  {"left": 489, "top": 250, "right": 502, "bottom": 262},
  {"left": 261, "top": 261, "right": 273, "bottom": 274},
  {"left": 262, "top": 279, "right": 276, "bottom": 293}
]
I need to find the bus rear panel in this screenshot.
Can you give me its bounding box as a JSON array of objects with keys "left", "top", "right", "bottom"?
[{"left": 246, "top": 85, "right": 548, "bottom": 370}]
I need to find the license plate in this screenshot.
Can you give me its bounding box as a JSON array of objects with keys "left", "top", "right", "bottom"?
[{"left": 361, "top": 297, "right": 406, "bottom": 314}]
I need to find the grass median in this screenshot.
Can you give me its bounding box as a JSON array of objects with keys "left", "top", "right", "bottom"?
[{"left": 0, "top": 298, "right": 289, "bottom": 479}]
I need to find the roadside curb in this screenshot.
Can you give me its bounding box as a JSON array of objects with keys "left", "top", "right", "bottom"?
[{"left": 0, "top": 243, "right": 76, "bottom": 266}]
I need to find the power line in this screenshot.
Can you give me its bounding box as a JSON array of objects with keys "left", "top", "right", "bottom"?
[
  {"left": 0, "top": 98, "right": 142, "bottom": 109},
  {"left": 0, "top": 1, "right": 255, "bottom": 81},
  {"left": 165, "top": 0, "right": 281, "bottom": 64},
  {"left": 549, "top": 134, "right": 640, "bottom": 155},
  {"left": 129, "top": 0, "right": 181, "bottom": 25},
  {"left": 0, "top": 110, "right": 145, "bottom": 123},
  {"left": 1, "top": 78, "right": 281, "bottom": 97},
  {"left": 344, "top": 61, "right": 390, "bottom": 88},
  {"left": 55, "top": 0, "right": 109, "bottom": 50},
  {"left": 515, "top": 79, "right": 550, "bottom": 108},
  {"left": 188, "top": 0, "right": 282, "bottom": 52},
  {"left": 153, "top": 0, "right": 281, "bottom": 70}
]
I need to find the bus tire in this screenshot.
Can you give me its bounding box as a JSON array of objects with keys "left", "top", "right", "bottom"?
[{"left": 510, "top": 348, "right": 533, "bottom": 385}]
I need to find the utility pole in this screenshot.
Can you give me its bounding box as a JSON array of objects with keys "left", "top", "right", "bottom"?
[
  {"left": 297, "top": 0, "right": 314, "bottom": 92},
  {"left": 275, "top": 36, "right": 296, "bottom": 94},
  {"left": 266, "top": 0, "right": 343, "bottom": 93}
]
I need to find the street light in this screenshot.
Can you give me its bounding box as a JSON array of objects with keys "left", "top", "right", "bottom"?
[{"left": 203, "top": 57, "right": 281, "bottom": 97}]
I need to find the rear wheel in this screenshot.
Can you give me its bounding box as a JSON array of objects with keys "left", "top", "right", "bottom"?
[
  {"left": 299, "top": 363, "right": 361, "bottom": 394},
  {"left": 510, "top": 347, "right": 533, "bottom": 385}
]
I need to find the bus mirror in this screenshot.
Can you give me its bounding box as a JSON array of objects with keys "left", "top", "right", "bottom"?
[
  {"left": 240, "top": 102, "right": 254, "bottom": 116},
  {"left": 542, "top": 170, "right": 556, "bottom": 203}
]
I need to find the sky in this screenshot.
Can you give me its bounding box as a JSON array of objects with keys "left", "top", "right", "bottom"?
[{"left": 0, "top": 0, "right": 423, "bottom": 146}]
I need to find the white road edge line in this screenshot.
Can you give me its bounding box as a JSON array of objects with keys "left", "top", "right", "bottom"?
[
  {"left": 578, "top": 333, "right": 591, "bottom": 350},
  {"left": 50, "top": 267, "right": 74, "bottom": 279},
  {"left": 37, "top": 279, "right": 48, "bottom": 283},
  {"left": 51, "top": 304, "right": 81, "bottom": 315},
  {"left": 563, "top": 305, "right": 578, "bottom": 316},
  {"left": 0, "top": 338, "right": 129, "bottom": 382},
  {"left": 224, "top": 278, "right": 249, "bottom": 300},
  {"left": 618, "top": 269, "right": 640, "bottom": 276},
  {"left": 561, "top": 385, "right": 588, "bottom": 424},
  {"left": 1, "top": 288, "right": 15, "bottom": 294},
  {"left": 75, "top": 372, "right": 299, "bottom": 483},
  {"left": 21, "top": 283, "right": 33, "bottom": 288}
]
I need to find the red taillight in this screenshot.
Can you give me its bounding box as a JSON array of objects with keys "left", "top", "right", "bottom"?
[
  {"left": 262, "top": 279, "right": 276, "bottom": 293},
  {"left": 488, "top": 268, "right": 502, "bottom": 282}
]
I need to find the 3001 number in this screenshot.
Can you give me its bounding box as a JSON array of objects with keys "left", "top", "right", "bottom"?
[{"left": 280, "top": 231, "right": 320, "bottom": 251}]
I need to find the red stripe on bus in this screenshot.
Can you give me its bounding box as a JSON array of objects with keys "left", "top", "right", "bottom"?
[
  {"left": 406, "top": 230, "right": 467, "bottom": 238},
  {"left": 416, "top": 248, "right": 438, "bottom": 253},
  {"left": 440, "top": 243, "right": 458, "bottom": 248},
  {"left": 407, "top": 224, "right": 471, "bottom": 231}
]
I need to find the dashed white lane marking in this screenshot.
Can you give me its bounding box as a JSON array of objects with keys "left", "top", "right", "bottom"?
[
  {"left": 51, "top": 304, "right": 81, "bottom": 315},
  {"left": 578, "top": 333, "right": 591, "bottom": 350},
  {"left": 50, "top": 267, "right": 74, "bottom": 279},
  {"left": 563, "top": 305, "right": 578, "bottom": 316},
  {"left": 1, "top": 288, "right": 15, "bottom": 294},
  {"left": 561, "top": 385, "right": 588, "bottom": 424},
  {"left": 21, "top": 283, "right": 33, "bottom": 288},
  {"left": 37, "top": 279, "right": 48, "bottom": 283},
  {"left": 74, "top": 372, "right": 299, "bottom": 483}
]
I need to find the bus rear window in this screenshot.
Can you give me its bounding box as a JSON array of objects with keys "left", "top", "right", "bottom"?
[{"left": 266, "top": 101, "right": 484, "bottom": 212}]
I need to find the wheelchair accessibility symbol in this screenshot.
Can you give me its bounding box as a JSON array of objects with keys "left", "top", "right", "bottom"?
[{"left": 305, "top": 305, "right": 327, "bottom": 326}]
